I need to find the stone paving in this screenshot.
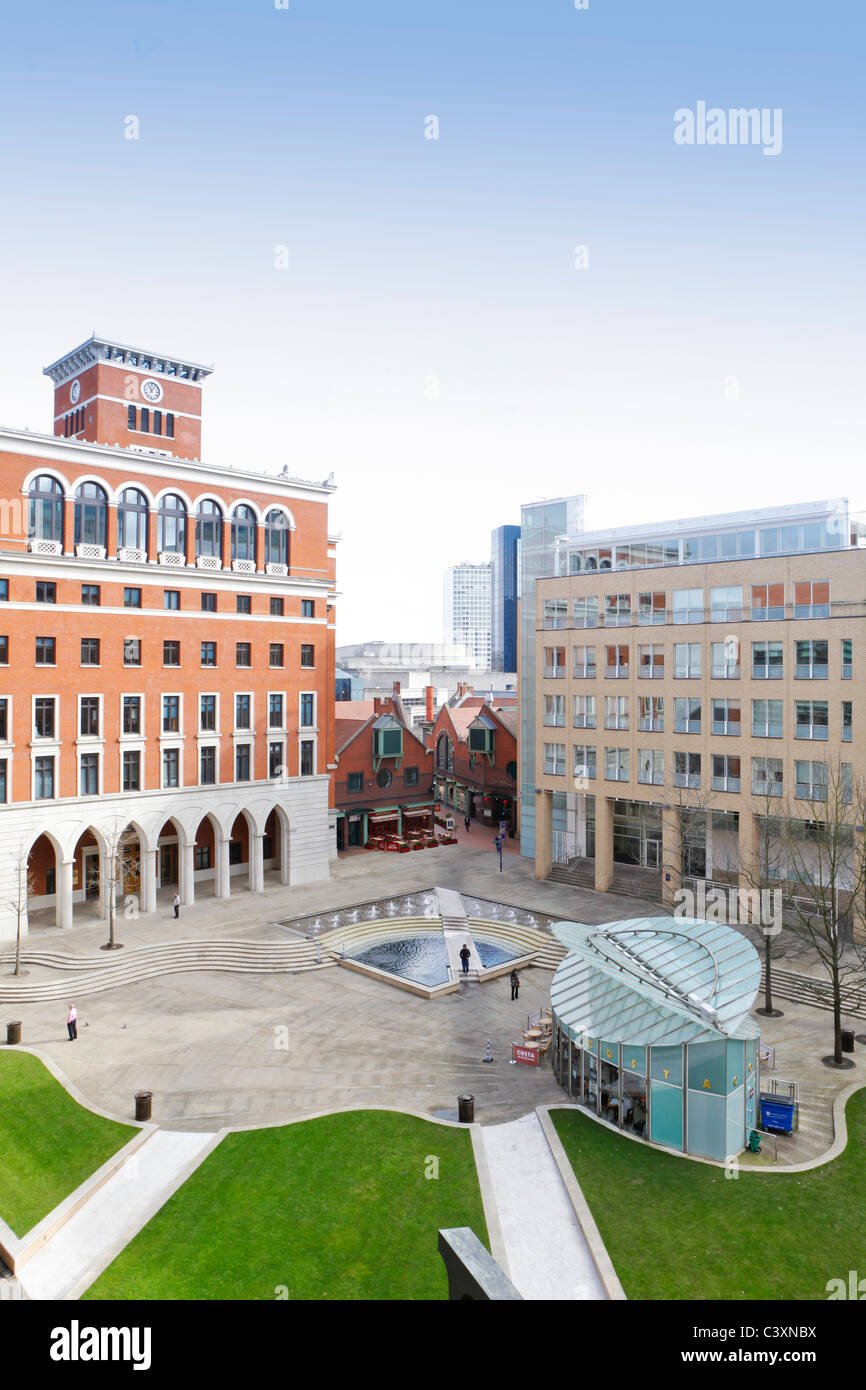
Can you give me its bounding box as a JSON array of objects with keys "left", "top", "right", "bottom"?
[{"left": 6, "top": 840, "right": 862, "bottom": 1158}]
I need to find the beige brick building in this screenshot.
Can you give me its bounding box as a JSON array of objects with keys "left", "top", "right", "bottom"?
[{"left": 531, "top": 502, "right": 865, "bottom": 917}]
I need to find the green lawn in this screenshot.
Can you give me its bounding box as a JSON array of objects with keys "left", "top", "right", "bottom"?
[
  {"left": 85, "top": 1110, "right": 489, "bottom": 1300},
  {"left": 551, "top": 1090, "right": 866, "bottom": 1300},
  {"left": 0, "top": 1051, "right": 136, "bottom": 1237}
]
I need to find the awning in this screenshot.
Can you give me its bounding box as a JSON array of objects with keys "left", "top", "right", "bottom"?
[
  {"left": 369, "top": 811, "right": 400, "bottom": 824},
  {"left": 402, "top": 807, "right": 432, "bottom": 818}
]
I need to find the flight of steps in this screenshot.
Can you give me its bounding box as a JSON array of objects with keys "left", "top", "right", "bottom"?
[
  {"left": 464, "top": 918, "right": 568, "bottom": 972},
  {"left": 0, "top": 911, "right": 570, "bottom": 1006},
  {"left": 0, "top": 937, "right": 333, "bottom": 1004},
  {"left": 759, "top": 966, "right": 866, "bottom": 1021},
  {"left": 549, "top": 859, "right": 596, "bottom": 889},
  {"left": 317, "top": 916, "right": 439, "bottom": 958}
]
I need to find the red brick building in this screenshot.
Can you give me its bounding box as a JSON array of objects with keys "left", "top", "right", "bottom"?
[
  {"left": 431, "top": 699, "right": 518, "bottom": 834},
  {"left": 0, "top": 335, "right": 338, "bottom": 941},
  {"left": 333, "top": 688, "right": 434, "bottom": 848}
]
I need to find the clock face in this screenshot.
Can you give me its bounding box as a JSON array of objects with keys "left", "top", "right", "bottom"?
[
  {"left": 69, "top": 379, "right": 80, "bottom": 404},
  {"left": 376, "top": 767, "right": 392, "bottom": 789},
  {"left": 141, "top": 378, "right": 163, "bottom": 403}
]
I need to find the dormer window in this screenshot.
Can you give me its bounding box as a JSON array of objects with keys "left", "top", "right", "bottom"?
[
  {"left": 373, "top": 716, "right": 403, "bottom": 771},
  {"left": 469, "top": 716, "right": 496, "bottom": 764}
]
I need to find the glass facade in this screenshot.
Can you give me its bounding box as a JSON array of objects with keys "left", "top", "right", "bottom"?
[
  {"left": 520, "top": 496, "right": 586, "bottom": 857},
  {"left": 490, "top": 524, "right": 520, "bottom": 672},
  {"left": 552, "top": 1026, "right": 759, "bottom": 1160}
]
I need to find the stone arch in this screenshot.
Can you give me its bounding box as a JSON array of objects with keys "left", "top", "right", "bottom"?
[
  {"left": 265, "top": 803, "right": 292, "bottom": 886},
  {"left": 192, "top": 811, "right": 224, "bottom": 899}
]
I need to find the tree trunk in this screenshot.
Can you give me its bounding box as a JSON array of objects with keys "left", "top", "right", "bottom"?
[
  {"left": 832, "top": 961, "right": 843, "bottom": 1065},
  {"left": 764, "top": 933, "right": 773, "bottom": 1013}
]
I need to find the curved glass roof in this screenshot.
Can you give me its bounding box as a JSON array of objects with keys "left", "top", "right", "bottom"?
[{"left": 550, "top": 916, "right": 761, "bottom": 1047}]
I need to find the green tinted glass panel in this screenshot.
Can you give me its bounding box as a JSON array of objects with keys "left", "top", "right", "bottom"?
[
  {"left": 687, "top": 1040, "right": 726, "bottom": 1096},
  {"left": 726, "top": 1040, "right": 744, "bottom": 1094},
  {"left": 686, "top": 1088, "right": 726, "bottom": 1160},
  {"left": 650, "top": 1045, "right": 682, "bottom": 1087},
  {"left": 649, "top": 1081, "right": 683, "bottom": 1150},
  {"left": 622, "top": 1045, "right": 646, "bottom": 1076},
  {"left": 726, "top": 1089, "right": 746, "bottom": 1159}
]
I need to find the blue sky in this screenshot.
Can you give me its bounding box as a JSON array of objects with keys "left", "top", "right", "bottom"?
[{"left": 1, "top": 1, "right": 863, "bottom": 644}]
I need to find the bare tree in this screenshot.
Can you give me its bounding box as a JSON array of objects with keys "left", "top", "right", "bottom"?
[
  {"left": 781, "top": 762, "right": 866, "bottom": 1066},
  {"left": 660, "top": 783, "right": 719, "bottom": 908},
  {"left": 99, "top": 820, "right": 140, "bottom": 952},
  {"left": 736, "top": 790, "right": 787, "bottom": 1017},
  {"left": 5, "top": 841, "right": 34, "bottom": 977}
]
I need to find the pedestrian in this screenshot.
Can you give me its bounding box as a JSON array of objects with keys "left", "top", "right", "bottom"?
[
  {"left": 464, "top": 815, "right": 471, "bottom": 833},
  {"left": 173, "top": 892, "right": 181, "bottom": 920},
  {"left": 510, "top": 969, "right": 520, "bottom": 1001},
  {"left": 66, "top": 1003, "right": 78, "bottom": 1041},
  {"left": 459, "top": 944, "right": 471, "bottom": 974}
]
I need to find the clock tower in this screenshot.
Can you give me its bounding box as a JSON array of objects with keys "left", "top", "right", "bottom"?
[{"left": 43, "top": 334, "right": 213, "bottom": 461}]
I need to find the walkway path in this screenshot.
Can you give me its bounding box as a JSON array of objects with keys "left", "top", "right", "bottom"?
[
  {"left": 479, "top": 1112, "right": 605, "bottom": 1300},
  {"left": 19, "top": 1129, "right": 218, "bottom": 1300},
  {"left": 436, "top": 886, "right": 483, "bottom": 980}
]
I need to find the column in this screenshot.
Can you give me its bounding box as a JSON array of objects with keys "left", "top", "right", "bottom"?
[
  {"left": 63, "top": 496, "right": 75, "bottom": 555},
  {"left": 256, "top": 523, "right": 266, "bottom": 572},
  {"left": 216, "top": 837, "right": 231, "bottom": 899},
  {"left": 280, "top": 816, "right": 291, "bottom": 885},
  {"left": 147, "top": 506, "right": 158, "bottom": 561},
  {"left": 250, "top": 833, "right": 265, "bottom": 893},
  {"left": 181, "top": 842, "right": 195, "bottom": 906},
  {"left": 534, "top": 789, "right": 553, "bottom": 880},
  {"left": 185, "top": 515, "right": 197, "bottom": 567},
  {"left": 106, "top": 504, "right": 118, "bottom": 559},
  {"left": 58, "top": 859, "right": 74, "bottom": 929},
  {"left": 221, "top": 517, "right": 232, "bottom": 571},
  {"left": 141, "top": 848, "right": 157, "bottom": 914},
  {"left": 662, "top": 804, "right": 681, "bottom": 908},
  {"left": 594, "top": 794, "right": 614, "bottom": 893}
]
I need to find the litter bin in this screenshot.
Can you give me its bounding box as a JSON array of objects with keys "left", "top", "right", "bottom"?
[
  {"left": 759, "top": 1092, "right": 795, "bottom": 1134},
  {"left": 458, "top": 1094, "right": 475, "bottom": 1123},
  {"left": 6, "top": 1021, "right": 21, "bottom": 1046},
  {"left": 841, "top": 1028, "right": 855, "bottom": 1053},
  {"left": 135, "top": 1091, "right": 152, "bottom": 1122}
]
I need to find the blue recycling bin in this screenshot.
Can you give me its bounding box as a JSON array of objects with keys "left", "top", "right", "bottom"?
[{"left": 759, "top": 1092, "right": 795, "bottom": 1134}]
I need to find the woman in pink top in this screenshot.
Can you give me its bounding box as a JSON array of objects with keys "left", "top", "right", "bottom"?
[{"left": 66, "top": 1004, "right": 78, "bottom": 1041}]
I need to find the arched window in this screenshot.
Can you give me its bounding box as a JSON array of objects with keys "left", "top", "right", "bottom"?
[
  {"left": 158, "top": 494, "right": 187, "bottom": 554},
  {"left": 117, "top": 488, "right": 149, "bottom": 553},
  {"left": 28, "top": 475, "right": 64, "bottom": 543},
  {"left": 196, "top": 499, "right": 223, "bottom": 559},
  {"left": 264, "top": 509, "right": 289, "bottom": 567},
  {"left": 231, "top": 505, "right": 257, "bottom": 563},
  {"left": 436, "top": 733, "right": 453, "bottom": 773},
  {"left": 74, "top": 482, "right": 108, "bottom": 548}
]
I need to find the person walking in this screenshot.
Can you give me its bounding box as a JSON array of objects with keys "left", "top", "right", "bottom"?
[
  {"left": 173, "top": 892, "right": 181, "bottom": 920},
  {"left": 464, "top": 815, "right": 471, "bottom": 833},
  {"left": 510, "top": 969, "right": 520, "bottom": 1001},
  {"left": 459, "top": 944, "right": 471, "bottom": 974},
  {"left": 66, "top": 1004, "right": 78, "bottom": 1041}
]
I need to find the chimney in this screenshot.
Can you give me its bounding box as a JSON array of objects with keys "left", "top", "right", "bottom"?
[
  {"left": 392, "top": 681, "right": 401, "bottom": 697},
  {"left": 425, "top": 685, "right": 435, "bottom": 722}
]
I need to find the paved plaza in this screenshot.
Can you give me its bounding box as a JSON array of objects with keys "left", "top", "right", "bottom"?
[{"left": 5, "top": 836, "right": 861, "bottom": 1156}]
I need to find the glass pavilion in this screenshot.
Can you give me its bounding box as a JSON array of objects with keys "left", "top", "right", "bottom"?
[{"left": 551, "top": 916, "right": 761, "bottom": 1160}]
